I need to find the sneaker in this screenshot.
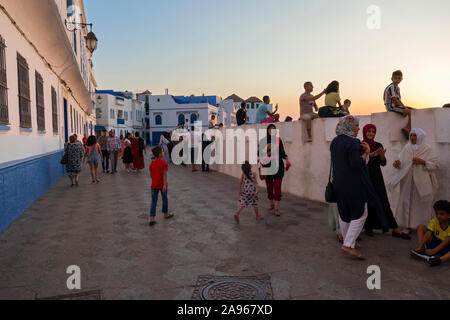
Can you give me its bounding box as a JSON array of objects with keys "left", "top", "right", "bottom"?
[
  {"left": 429, "top": 256, "right": 442, "bottom": 267},
  {"left": 410, "top": 249, "right": 430, "bottom": 261},
  {"left": 91, "top": 180, "right": 96, "bottom": 184}
]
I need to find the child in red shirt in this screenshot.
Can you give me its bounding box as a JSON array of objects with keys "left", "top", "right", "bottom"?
[{"left": 149, "top": 146, "right": 173, "bottom": 226}]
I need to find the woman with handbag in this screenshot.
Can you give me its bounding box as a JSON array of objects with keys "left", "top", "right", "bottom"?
[
  {"left": 65, "top": 135, "right": 84, "bottom": 187},
  {"left": 330, "top": 116, "right": 387, "bottom": 260}
]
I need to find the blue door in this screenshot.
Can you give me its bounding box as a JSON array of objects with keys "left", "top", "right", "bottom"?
[
  {"left": 63, "top": 99, "right": 68, "bottom": 143},
  {"left": 152, "top": 131, "right": 165, "bottom": 146}
]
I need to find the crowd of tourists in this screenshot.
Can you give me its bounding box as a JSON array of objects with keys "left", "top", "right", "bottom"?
[
  {"left": 62, "top": 130, "right": 147, "bottom": 185},
  {"left": 61, "top": 69, "right": 449, "bottom": 267}
]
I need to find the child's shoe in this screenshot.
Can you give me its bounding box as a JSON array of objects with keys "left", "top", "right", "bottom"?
[
  {"left": 410, "top": 249, "right": 430, "bottom": 261},
  {"left": 429, "top": 256, "right": 441, "bottom": 267},
  {"left": 256, "top": 215, "right": 264, "bottom": 221}
]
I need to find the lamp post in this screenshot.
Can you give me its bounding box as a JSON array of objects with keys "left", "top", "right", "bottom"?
[{"left": 64, "top": 14, "right": 98, "bottom": 54}]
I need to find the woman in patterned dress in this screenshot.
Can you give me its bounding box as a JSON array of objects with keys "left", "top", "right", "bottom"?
[
  {"left": 65, "top": 135, "right": 84, "bottom": 187},
  {"left": 234, "top": 161, "right": 264, "bottom": 223}
]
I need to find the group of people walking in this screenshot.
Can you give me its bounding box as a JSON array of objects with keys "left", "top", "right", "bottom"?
[{"left": 62, "top": 130, "right": 147, "bottom": 186}]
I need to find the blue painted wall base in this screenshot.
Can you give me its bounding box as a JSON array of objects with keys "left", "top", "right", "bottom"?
[{"left": 0, "top": 150, "right": 65, "bottom": 234}]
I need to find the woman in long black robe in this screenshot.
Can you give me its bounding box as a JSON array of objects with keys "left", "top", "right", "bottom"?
[{"left": 362, "top": 124, "right": 410, "bottom": 239}]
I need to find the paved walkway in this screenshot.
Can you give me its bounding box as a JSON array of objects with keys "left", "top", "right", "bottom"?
[{"left": 0, "top": 155, "right": 448, "bottom": 300}]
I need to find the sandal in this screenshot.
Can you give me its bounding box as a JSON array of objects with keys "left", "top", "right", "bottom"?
[
  {"left": 392, "top": 231, "right": 411, "bottom": 240},
  {"left": 267, "top": 206, "right": 275, "bottom": 211},
  {"left": 337, "top": 235, "right": 344, "bottom": 244},
  {"left": 149, "top": 221, "right": 157, "bottom": 226},
  {"left": 256, "top": 215, "right": 264, "bottom": 221},
  {"left": 341, "top": 247, "right": 366, "bottom": 261},
  {"left": 164, "top": 214, "right": 174, "bottom": 220},
  {"left": 274, "top": 210, "right": 281, "bottom": 217}
]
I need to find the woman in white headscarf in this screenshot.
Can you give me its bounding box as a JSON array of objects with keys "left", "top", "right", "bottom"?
[{"left": 388, "top": 128, "right": 440, "bottom": 230}]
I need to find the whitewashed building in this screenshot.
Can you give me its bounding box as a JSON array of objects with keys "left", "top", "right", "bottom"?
[
  {"left": 137, "top": 93, "right": 223, "bottom": 146},
  {"left": 222, "top": 95, "right": 273, "bottom": 124},
  {"left": 0, "top": 0, "right": 98, "bottom": 233},
  {"left": 94, "top": 90, "right": 144, "bottom": 138}
]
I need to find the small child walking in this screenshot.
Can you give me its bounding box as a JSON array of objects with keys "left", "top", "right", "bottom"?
[
  {"left": 149, "top": 146, "right": 174, "bottom": 226},
  {"left": 234, "top": 161, "right": 264, "bottom": 223}
]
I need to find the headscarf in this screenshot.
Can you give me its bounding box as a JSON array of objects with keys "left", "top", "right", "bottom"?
[
  {"left": 335, "top": 115, "right": 360, "bottom": 137},
  {"left": 410, "top": 128, "right": 426, "bottom": 147},
  {"left": 363, "top": 124, "right": 377, "bottom": 151}
]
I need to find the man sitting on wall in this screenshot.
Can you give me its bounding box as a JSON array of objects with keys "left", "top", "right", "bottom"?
[
  {"left": 299, "top": 82, "right": 326, "bottom": 142},
  {"left": 236, "top": 103, "right": 248, "bottom": 126},
  {"left": 256, "top": 96, "right": 278, "bottom": 124}
]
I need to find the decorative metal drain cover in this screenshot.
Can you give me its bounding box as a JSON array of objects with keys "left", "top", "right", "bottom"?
[
  {"left": 36, "top": 289, "right": 102, "bottom": 300},
  {"left": 192, "top": 275, "right": 273, "bottom": 300}
]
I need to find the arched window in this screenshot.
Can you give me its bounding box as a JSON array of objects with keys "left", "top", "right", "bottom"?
[
  {"left": 190, "top": 113, "right": 197, "bottom": 124},
  {"left": 178, "top": 114, "right": 185, "bottom": 125},
  {"left": 155, "top": 115, "right": 162, "bottom": 125}
]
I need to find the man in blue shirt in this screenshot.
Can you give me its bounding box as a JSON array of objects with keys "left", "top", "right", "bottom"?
[{"left": 256, "top": 96, "right": 277, "bottom": 123}]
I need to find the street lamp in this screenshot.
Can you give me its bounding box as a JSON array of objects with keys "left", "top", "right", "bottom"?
[
  {"left": 85, "top": 31, "right": 98, "bottom": 54},
  {"left": 65, "top": 14, "right": 98, "bottom": 54}
]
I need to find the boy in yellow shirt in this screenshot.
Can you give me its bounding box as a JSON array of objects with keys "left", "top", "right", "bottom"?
[{"left": 411, "top": 200, "right": 450, "bottom": 266}]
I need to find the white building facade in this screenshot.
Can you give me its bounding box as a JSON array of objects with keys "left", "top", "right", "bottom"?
[
  {"left": 0, "top": 0, "right": 98, "bottom": 234},
  {"left": 137, "top": 94, "right": 222, "bottom": 146},
  {"left": 94, "top": 90, "right": 144, "bottom": 138}
]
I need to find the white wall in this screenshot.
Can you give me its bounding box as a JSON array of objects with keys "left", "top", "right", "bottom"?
[
  {"left": 211, "top": 109, "right": 450, "bottom": 205},
  {"left": 0, "top": 9, "right": 91, "bottom": 163}
]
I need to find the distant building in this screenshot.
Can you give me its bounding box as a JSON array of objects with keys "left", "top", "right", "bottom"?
[
  {"left": 0, "top": 0, "right": 97, "bottom": 233},
  {"left": 223, "top": 95, "right": 273, "bottom": 124},
  {"left": 94, "top": 90, "right": 144, "bottom": 138},
  {"left": 137, "top": 93, "right": 224, "bottom": 146}
]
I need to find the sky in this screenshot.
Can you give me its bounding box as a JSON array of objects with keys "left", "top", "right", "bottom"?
[{"left": 85, "top": 0, "right": 450, "bottom": 119}]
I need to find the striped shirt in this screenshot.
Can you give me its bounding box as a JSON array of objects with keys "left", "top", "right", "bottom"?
[{"left": 383, "top": 83, "right": 404, "bottom": 113}]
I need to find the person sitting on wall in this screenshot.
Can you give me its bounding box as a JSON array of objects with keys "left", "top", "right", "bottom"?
[
  {"left": 299, "top": 82, "right": 326, "bottom": 142},
  {"left": 256, "top": 96, "right": 278, "bottom": 123},
  {"left": 340, "top": 99, "right": 352, "bottom": 115},
  {"left": 284, "top": 116, "right": 293, "bottom": 122},
  {"left": 318, "top": 81, "right": 346, "bottom": 118},
  {"left": 236, "top": 102, "right": 249, "bottom": 126},
  {"left": 383, "top": 70, "right": 415, "bottom": 140},
  {"left": 443, "top": 103, "right": 450, "bottom": 108}
]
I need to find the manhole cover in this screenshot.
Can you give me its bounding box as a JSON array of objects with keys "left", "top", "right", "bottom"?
[
  {"left": 36, "top": 289, "right": 102, "bottom": 300},
  {"left": 192, "top": 275, "right": 273, "bottom": 300}
]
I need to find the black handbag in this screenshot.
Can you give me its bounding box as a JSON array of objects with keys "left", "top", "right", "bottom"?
[
  {"left": 325, "top": 162, "right": 337, "bottom": 203},
  {"left": 60, "top": 148, "right": 68, "bottom": 165}
]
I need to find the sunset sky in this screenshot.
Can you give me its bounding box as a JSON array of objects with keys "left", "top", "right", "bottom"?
[{"left": 85, "top": 0, "right": 450, "bottom": 119}]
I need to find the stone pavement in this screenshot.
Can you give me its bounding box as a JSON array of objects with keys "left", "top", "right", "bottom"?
[{"left": 0, "top": 155, "right": 448, "bottom": 300}]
